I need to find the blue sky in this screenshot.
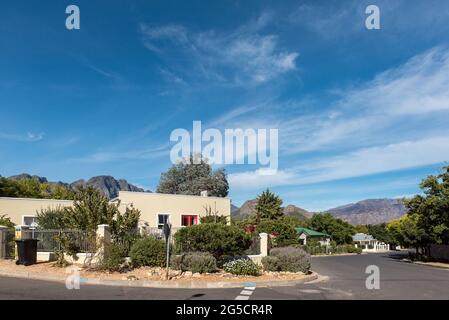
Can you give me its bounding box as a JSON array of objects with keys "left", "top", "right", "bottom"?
[{"left": 1, "top": 0, "right": 449, "bottom": 211}]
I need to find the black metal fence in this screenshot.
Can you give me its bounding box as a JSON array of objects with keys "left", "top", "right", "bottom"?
[
  {"left": 5, "top": 230, "right": 15, "bottom": 259},
  {"left": 24, "top": 229, "right": 96, "bottom": 253}
]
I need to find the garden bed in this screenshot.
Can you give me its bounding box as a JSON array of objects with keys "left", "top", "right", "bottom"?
[{"left": 0, "top": 260, "right": 311, "bottom": 285}]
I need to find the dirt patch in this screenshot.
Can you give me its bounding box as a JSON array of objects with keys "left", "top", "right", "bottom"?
[{"left": 0, "top": 260, "right": 309, "bottom": 283}]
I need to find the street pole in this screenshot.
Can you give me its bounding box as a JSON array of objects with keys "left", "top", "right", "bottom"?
[
  {"left": 165, "top": 235, "right": 170, "bottom": 280},
  {"left": 163, "top": 222, "right": 171, "bottom": 280}
]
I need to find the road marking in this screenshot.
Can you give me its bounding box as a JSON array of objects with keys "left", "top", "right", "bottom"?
[
  {"left": 240, "top": 290, "right": 254, "bottom": 295},
  {"left": 235, "top": 283, "right": 256, "bottom": 300},
  {"left": 299, "top": 289, "right": 321, "bottom": 294}
]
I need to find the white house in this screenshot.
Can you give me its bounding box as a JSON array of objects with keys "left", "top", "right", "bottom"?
[{"left": 352, "top": 233, "right": 390, "bottom": 252}]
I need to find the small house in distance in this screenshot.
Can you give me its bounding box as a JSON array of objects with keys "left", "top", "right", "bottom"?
[
  {"left": 352, "top": 233, "right": 390, "bottom": 252},
  {"left": 296, "top": 227, "right": 331, "bottom": 246}
]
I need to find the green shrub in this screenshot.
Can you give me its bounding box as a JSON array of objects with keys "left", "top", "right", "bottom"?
[
  {"left": 223, "top": 258, "right": 260, "bottom": 276},
  {"left": 262, "top": 247, "right": 311, "bottom": 273},
  {"left": 0, "top": 214, "right": 15, "bottom": 228},
  {"left": 301, "top": 243, "right": 362, "bottom": 255},
  {"left": 346, "top": 245, "right": 362, "bottom": 254},
  {"left": 99, "top": 242, "right": 128, "bottom": 272},
  {"left": 174, "top": 224, "right": 251, "bottom": 258},
  {"left": 130, "top": 237, "right": 166, "bottom": 267},
  {"left": 260, "top": 256, "right": 280, "bottom": 271},
  {"left": 171, "top": 252, "right": 217, "bottom": 273},
  {"left": 256, "top": 218, "right": 297, "bottom": 247}
]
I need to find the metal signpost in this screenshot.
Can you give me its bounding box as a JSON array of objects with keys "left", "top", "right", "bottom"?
[{"left": 163, "top": 221, "right": 172, "bottom": 280}]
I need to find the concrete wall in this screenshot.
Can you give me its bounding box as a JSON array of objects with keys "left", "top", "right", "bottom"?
[
  {"left": 0, "top": 197, "right": 73, "bottom": 225},
  {"left": 117, "top": 191, "right": 231, "bottom": 229}
]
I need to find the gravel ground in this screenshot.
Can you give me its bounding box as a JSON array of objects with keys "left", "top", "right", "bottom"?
[{"left": 0, "top": 260, "right": 308, "bottom": 283}]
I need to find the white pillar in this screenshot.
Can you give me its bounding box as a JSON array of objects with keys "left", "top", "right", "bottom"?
[
  {"left": 96, "top": 224, "right": 111, "bottom": 244},
  {"left": 259, "top": 233, "right": 269, "bottom": 257},
  {"left": 96, "top": 224, "right": 111, "bottom": 262}
]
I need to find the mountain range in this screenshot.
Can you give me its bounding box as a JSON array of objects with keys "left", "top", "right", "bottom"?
[
  {"left": 232, "top": 198, "right": 408, "bottom": 225},
  {"left": 7, "top": 173, "right": 148, "bottom": 199},
  {"left": 327, "top": 198, "right": 407, "bottom": 225}
]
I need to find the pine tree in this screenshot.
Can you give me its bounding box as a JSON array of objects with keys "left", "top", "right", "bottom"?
[{"left": 255, "top": 189, "right": 283, "bottom": 223}]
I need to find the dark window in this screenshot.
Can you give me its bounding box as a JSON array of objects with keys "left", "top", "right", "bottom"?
[{"left": 158, "top": 214, "right": 169, "bottom": 229}]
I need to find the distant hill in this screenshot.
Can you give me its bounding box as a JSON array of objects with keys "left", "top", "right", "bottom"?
[
  {"left": 70, "top": 176, "right": 146, "bottom": 199},
  {"left": 231, "top": 199, "right": 311, "bottom": 221},
  {"left": 232, "top": 199, "right": 258, "bottom": 220},
  {"left": 231, "top": 197, "right": 408, "bottom": 225},
  {"left": 7, "top": 173, "right": 148, "bottom": 199},
  {"left": 283, "top": 204, "right": 313, "bottom": 219},
  {"left": 327, "top": 198, "right": 408, "bottom": 225}
]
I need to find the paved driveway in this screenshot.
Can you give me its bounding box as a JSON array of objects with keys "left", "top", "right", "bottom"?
[{"left": 1, "top": 252, "right": 448, "bottom": 299}]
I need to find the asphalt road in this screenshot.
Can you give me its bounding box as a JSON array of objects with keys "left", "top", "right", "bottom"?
[
  {"left": 1, "top": 252, "right": 448, "bottom": 300},
  {"left": 253, "top": 252, "right": 449, "bottom": 300}
]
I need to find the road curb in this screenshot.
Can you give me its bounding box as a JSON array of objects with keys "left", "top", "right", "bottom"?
[
  {"left": 0, "top": 270, "right": 318, "bottom": 289},
  {"left": 413, "top": 261, "right": 449, "bottom": 270},
  {"left": 312, "top": 253, "right": 366, "bottom": 258}
]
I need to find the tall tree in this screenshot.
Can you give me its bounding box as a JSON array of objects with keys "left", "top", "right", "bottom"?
[
  {"left": 157, "top": 155, "right": 229, "bottom": 197},
  {"left": 387, "top": 215, "right": 428, "bottom": 253},
  {"left": 367, "top": 223, "right": 392, "bottom": 244},
  {"left": 255, "top": 189, "right": 283, "bottom": 222},
  {"left": 310, "top": 213, "right": 356, "bottom": 245},
  {"left": 405, "top": 166, "right": 449, "bottom": 246}
]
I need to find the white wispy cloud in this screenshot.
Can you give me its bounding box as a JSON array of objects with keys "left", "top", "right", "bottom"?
[
  {"left": 229, "top": 135, "right": 449, "bottom": 190},
  {"left": 0, "top": 132, "right": 44, "bottom": 142},
  {"left": 283, "top": 48, "right": 449, "bottom": 154},
  {"left": 226, "top": 47, "right": 449, "bottom": 190},
  {"left": 140, "top": 13, "right": 299, "bottom": 86},
  {"left": 69, "top": 145, "right": 169, "bottom": 163},
  {"left": 293, "top": 135, "right": 449, "bottom": 184},
  {"left": 159, "top": 68, "right": 186, "bottom": 85},
  {"left": 228, "top": 169, "right": 298, "bottom": 190}
]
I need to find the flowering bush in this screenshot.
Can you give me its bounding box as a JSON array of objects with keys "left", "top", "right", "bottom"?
[{"left": 223, "top": 258, "right": 260, "bottom": 276}]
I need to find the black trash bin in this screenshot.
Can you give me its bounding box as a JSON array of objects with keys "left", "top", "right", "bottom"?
[{"left": 15, "top": 239, "right": 39, "bottom": 266}]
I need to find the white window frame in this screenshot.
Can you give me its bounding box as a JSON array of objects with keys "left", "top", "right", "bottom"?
[
  {"left": 22, "top": 215, "right": 37, "bottom": 226},
  {"left": 180, "top": 214, "right": 199, "bottom": 227},
  {"left": 156, "top": 213, "right": 171, "bottom": 229}
]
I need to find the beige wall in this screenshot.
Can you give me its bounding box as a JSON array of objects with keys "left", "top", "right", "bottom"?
[
  {"left": 117, "top": 191, "right": 231, "bottom": 228},
  {"left": 0, "top": 192, "right": 231, "bottom": 229},
  {"left": 0, "top": 197, "right": 73, "bottom": 226}
]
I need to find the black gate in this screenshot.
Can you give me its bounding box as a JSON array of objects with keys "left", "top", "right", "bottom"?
[{"left": 4, "top": 230, "right": 15, "bottom": 259}]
